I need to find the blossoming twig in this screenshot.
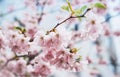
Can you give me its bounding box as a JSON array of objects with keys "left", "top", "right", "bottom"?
[
  {"left": 0, "top": 52, "right": 40, "bottom": 70},
  {"left": 49, "top": 8, "right": 91, "bottom": 33}
]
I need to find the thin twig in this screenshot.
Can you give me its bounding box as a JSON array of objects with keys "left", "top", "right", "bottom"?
[
  {"left": 102, "top": 12, "right": 120, "bottom": 24},
  {"left": 14, "top": 17, "right": 25, "bottom": 27},
  {"left": 49, "top": 8, "right": 91, "bottom": 32},
  {"left": 37, "top": 0, "right": 48, "bottom": 23},
  {"left": 105, "top": 13, "right": 120, "bottom": 22},
  {"left": 0, "top": 52, "right": 40, "bottom": 70},
  {"left": 0, "top": 7, "right": 26, "bottom": 17}
]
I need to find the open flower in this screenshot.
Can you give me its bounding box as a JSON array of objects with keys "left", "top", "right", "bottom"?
[
  {"left": 0, "top": 30, "right": 8, "bottom": 50},
  {"left": 80, "top": 10, "right": 104, "bottom": 40},
  {"left": 6, "top": 30, "right": 30, "bottom": 53}
]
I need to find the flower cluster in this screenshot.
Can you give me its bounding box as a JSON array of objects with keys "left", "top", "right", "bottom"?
[
  {"left": 0, "top": 0, "right": 108, "bottom": 77},
  {"left": 0, "top": 25, "right": 88, "bottom": 77}
]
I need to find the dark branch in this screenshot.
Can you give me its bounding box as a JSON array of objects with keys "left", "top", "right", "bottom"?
[
  {"left": 0, "top": 52, "right": 40, "bottom": 70},
  {"left": 0, "top": 7, "right": 26, "bottom": 17},
  {"left": 48, "top": 8, "right": 91, "bottom": 33},
  {"left": 14, "top": 17, "right": 25, "bottom": 27},
  {"left": 37, "top": 0, "right": 48, "bottom": 23}
]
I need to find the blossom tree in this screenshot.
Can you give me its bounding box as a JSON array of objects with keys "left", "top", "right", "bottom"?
[{"left": 0, "top": 0, "right": 119, "bottom": 77}]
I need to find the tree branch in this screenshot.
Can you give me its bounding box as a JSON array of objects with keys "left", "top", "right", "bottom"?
[
  {"left": 0, "top": 7, "right": 26, "bottom": 17},
  {"left": 48, "top": 8, "right": 91, "bottom": 33},
  {"left": 37, "top": 0, "right": 49, "bottom": 23},
  {"left": 0, "top": 52, "right": 40, "bottom": 70}
]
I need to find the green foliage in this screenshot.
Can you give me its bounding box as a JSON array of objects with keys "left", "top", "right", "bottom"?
[
  {"left": 74, "top": 9, "right": 81, "bottom": 16},
  {"left": 74, "top": 5, "right": 88, "bottom": 17},
  {"left": 80, "top": 5, "right": 88, "bottom": 12},
  {"left": 61, "top": 0, "right": 74, "bottom": 14},
  {"left": 67, "top": 1, "right": 74, "bottom": 14},
  {"left": 15, "top": 26, "right": 22, "bottom": 31},
  {"left": 94, "top": 2, "right": 106, "bottom": 9},
  {"left": 61, "top": 5, "right": 69, "bottom": 11},
  {"left": 14, "top": 26, "right": 26, "bottom": 33},
  {"left": 22, "top": 28, "right": 26, "bottom": 33}
]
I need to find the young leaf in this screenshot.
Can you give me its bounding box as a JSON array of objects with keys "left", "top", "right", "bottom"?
[
  {"left": 15, "top": 26, "right": 22, "bottom": 31},
  {"left": 74, "top": 9, "right": 81, "bottom": 16},
  {"left": 80, "top": 5, "right": 88, "bottom": 12},
  {"left": 14, "top": 26, "right": 26, "bottom": 34},
  {"left": 61, "top": 5, "right": 69, "bottom": 11},
  {"left": 67, "top": 1, "right": 74, "bottom": 14},
  {"left": 74, "top": 5, "right": 87, "bottom": 16},
  {"left": 22, "top": 28, "right": 26, "bottom": 33},
  {"left": 66, "top": 0, "right": 69, "bottom": 3},
  {"left": 94, "top": 2, "right": 106, "bottom": 9}
]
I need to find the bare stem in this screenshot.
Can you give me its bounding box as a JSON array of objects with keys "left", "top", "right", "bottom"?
[
  {"left": 0, "top": 7, "right": 26, "bottom": 17},
  {"left": 37, "top": 0, "right": 49, "bottom": 23}
]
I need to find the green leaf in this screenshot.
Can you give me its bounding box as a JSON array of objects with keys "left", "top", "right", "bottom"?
[
  {"left": 74, "top": 9, "right": 81, "bottom": 16},
  {"left": 22, "top": 28, "right": 26, "bottom": 33},
  {"left": 66, "top": 0, "right": 69, "bottom": 2},
  {"left": 74, "top": 5, "right": 87, "bottom": 16},
  {"left": 94, "top": 2, "right": 106, "bottom": 9},
  {"left": 15, "top": 26, "right": 22, "bottom": 31},
  {"left": 67, "top": 1, "right": 74, "bottom": 14},
  {"left": 61, "top": 5, "right": 69, "bottom": 11},
  {"left": 80, "top": 5, "right": 88, "bottom": 12},
  {"left": 14, "top": 26, "right": 26, "bottom": 33}
]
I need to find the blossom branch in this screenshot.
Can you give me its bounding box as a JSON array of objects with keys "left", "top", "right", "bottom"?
[
  {"left": 48, "top": 8, "right": 91, "bottom": 33},
  {"left": 0, "top": 52, "right": 40, "bottom": 70}
]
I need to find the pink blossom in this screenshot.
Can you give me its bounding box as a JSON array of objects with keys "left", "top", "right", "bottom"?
[
  {"left": 14, "top": 59, "right": 27, "bottom": 75},
  {"left": 7, "top": 59, "right": 27, "bottom": 75},
  {"left": 80, "top": 10, "right": 104, "bottom": 40},
  {"left": 0, "top": 30, "right": 8, "bottom": 50},
  {"left": 42, "top": 50, "right": 55, "bottom": 62},
  {"left": 7, "top": 60, "right": 16, "bottom": 72},
  {"left": 34, "top": 26, "right": 72, "bottom": 52},
  {"left": 6, "top": 30, "right": 30, "bottom": 53},
  {"left": 0, "top": 0, "right": 109, "bottom": 76},
  {"left": 0, "top": 56, "right": 7, "bottom": 67},
  {"left": 0, "top": 70, "right": 15, "bottom": 77},
  {"left": 25, "top": 25, "right": 41, "bottom": 39},
  {"left": 32, "top": 64, "right": 51, "bottom": 77},
  {"left": 35, "top": 32, "right": 63, "bottom": 51}
]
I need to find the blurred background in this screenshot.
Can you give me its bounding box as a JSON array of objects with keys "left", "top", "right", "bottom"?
[{"left": 0, "top": 0, "right": 120, "bottom": 77}]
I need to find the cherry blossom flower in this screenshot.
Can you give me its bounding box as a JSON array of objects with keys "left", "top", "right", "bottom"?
[
  {"left": 7, "top": 59, "right": 27, "bottom": 75},
  {"left": 0, "top": 30, "right": 8, "bottom": 50},
  {"left": 0, "top": 56, "right": 7, "bottom": 68},
  {"left": 0, "top": 0, "right": 110, "bottom": 77},
  {"left": 5, "top": 30, "right": 30, "bottom": 53},
  {"left": 32, "top": 64, "right": 51, "bottom": 77},
  {"left": 14, "top": 59, "right": 27, "bottom": 75},
  {"left": 80, "top": 10, "right": 105, "bottom": 40},
  {"left": 35, "top": 26, "right": 71, "bottom": 51},
  {"left": 0, "top": 69, "right": 15, "bottom": 77}
]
